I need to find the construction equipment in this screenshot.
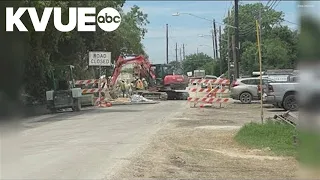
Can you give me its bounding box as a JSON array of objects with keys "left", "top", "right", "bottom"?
[
  {"left": 151, "top": 64, "right": 189, "bottom": 100},
  {"left": 107, "top": 55, "right": 190, "bottom": 100},
  {"left": 46, "top": 65, "right": 82, "bottom": 113},
  {"left": 107, "top": 55, "right": 167, "bottom": 100}
]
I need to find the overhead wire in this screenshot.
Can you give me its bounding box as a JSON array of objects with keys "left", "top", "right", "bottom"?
[
  {"left": 265, "top": 0, "right": 272, "bottom": 7},
  {"left": 272, "top": 0, "right": 281, "bottom": 9},
  {"left": 238, "top": 0, "right": 282, "bottom": 37},
  {"left": 284, "top": 19, "right": 298, "bottom": 25}
]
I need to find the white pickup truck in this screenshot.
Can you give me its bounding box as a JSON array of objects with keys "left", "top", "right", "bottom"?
[{"left": 263, "top": 76, "right": 299, "bottom": 111}]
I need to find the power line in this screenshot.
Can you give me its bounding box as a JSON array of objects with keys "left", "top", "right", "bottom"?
[
  {"left": 267, "top": 0, "right": 278, "bottom": 11},
  {"left": 273, "top": 0, "right": 281, "bottom": 9},
  {"left": 284, "top": 19, "right": 299, "bottom": 25},
  {"left": 266, "top": 0, "right": 272, "bottom": 7}
]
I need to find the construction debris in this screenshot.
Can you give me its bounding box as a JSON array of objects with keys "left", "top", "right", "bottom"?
[
  {"left": 130, "top": 94, "right": 154, "bottom": 102},
  {"left": 273, "top": 111, "right": 298, "bottom": 127}
]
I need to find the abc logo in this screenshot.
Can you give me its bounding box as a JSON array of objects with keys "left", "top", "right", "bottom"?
[{"left": 97, "top": 7, "right": 121, "bottom": 32}]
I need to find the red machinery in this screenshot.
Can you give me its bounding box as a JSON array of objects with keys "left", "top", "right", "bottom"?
[
  {"left": 109, "top": 55, "right": 188, "bottom": 100},
  {"left": 151, "top": 64, "right": 189, "bottom": 100},
  {"left": 110, "top": 55, "right": 155, "bottom": 86}
]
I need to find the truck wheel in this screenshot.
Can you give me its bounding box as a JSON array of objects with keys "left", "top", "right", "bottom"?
[
  {"left": 72, "top": 98, "right": 81, "bottom": 112},
  {"left": 283, "top": 94, "right": 298, "bottom": 111},
  {"left": 239, "top": 92, "right": 252, "bottom": 104}
]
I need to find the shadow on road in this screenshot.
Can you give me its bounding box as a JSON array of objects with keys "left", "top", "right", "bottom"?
[{"left": 29, "top": 107, "right": 142, "bottom": 123}]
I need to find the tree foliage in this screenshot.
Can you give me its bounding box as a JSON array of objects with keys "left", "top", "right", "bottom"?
[
  {"left": 182, "top": 53, "right": 218, "bottom": 75},
  {"left": 167, "top": 61, "right": 183, "bottom": 74},
  {"left": 8, "top": 1, "right": 149, "bottom": 100},
  {"left": 219, "top": 2, "right": 298, "bottom": 76}
]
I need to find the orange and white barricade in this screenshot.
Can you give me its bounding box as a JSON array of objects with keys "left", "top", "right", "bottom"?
[
  {"left": 187, "top": 78, "right": 233, "bottom": 108},
  {"left": 75, "top": 78, "right": 111, "bottom": 107}
]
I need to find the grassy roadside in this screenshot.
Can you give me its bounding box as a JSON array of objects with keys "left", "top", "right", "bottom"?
[{"left": 234, "top": 120, "right": 297, "bottom": 157}]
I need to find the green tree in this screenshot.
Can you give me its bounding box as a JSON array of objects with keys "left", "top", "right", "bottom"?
[
  {"left": 12, "top": 0, "right": 149, "bottom": 101},
  {"left": 220, "top": 2, "right": 298, "bottom": 76},
  {"left": 182, "top": 53, "right": 214, "bottom": 74},
  {"left": 167, "top": 61, "right": 183, "bottom": 74}
]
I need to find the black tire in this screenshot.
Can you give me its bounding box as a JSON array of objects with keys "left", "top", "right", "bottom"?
[
  {"left": 283, "top": 94, "right": 298, "bottom": 111},
  {"left": 239, "top": 92, "right": 252, "bottom": 104},
  {"left": 72, "top": 98, "right": 81, "bottom": 112}
]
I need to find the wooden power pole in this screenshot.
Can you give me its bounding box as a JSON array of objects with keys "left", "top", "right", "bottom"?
[
  {"left": 227, "top": 10, "right": 231, "bottom": 80},
  {"left": 211, "top": 25, "right": 216, "bottom": 59},
  {"left": 182, "top": 44, "right": 185, "bottom": 60},
  {"left": 175, "top": 43, "right": 178, "bottom": 62},
  {"left": 219, "top": 25, "right": 222, "bottom": 75},
  {"left": 179, "top": 46, "right": 182, "bottom": 61},
  {"left": 234, "top": 0, "right": 240, "bottom": 78},
  {"left": 213, "top": 19, "right": 218, "bottom": 61},
  {"left": 232, "top": 35, "right": 237, "bottom": 79},
  {"left": 166, "top": 24, "right": 169, "bottom": 64}
]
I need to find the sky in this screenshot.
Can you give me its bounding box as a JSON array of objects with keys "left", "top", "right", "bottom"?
[{"left": 122, "top": 1, "right": 306, "bottom": 64}]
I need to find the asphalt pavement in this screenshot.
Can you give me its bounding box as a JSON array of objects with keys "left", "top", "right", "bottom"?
[{"left": 1, "top": 101, "right": 185, "bottom": 179}]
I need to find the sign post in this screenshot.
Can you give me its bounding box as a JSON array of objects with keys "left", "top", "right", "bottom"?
[
  {"left": 256, "top": 20, "right": 264, "bottom": 124},
  {"left": 89, "top": 51, "right": 111, "bottom": 106}
]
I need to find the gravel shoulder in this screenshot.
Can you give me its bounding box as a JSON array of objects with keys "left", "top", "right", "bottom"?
[{"left": 115, "top": 102, "right": 299, "bottom": 179}]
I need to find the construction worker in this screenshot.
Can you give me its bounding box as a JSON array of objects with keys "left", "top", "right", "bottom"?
[
  {"left": 136, "top": 78, "right": 144, "bottom": 90},
  {"left": 142, "top": 78, "right": 148, "bottom": 90},
  {"left": 120, "top": 80, "right": 126, "bottom": 97},
  {"left": 128, "top": 81, "right": 133, "bottom": 96}
]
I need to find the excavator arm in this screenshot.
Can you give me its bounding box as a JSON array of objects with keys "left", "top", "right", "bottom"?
[{"left": 110, "top": 55, "right": 156, "bottom": 86}]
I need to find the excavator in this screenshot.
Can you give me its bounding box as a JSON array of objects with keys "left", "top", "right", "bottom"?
[
  {"left": 106, "top": 55, "right": 189, "bottom": 100},
  {"left": 151, "top": 64, "right": 189, "bottom": 100}
]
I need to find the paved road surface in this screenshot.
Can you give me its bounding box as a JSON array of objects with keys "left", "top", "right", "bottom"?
[{"left": 1, "top": 101, "right": 185, "bottom": 179}]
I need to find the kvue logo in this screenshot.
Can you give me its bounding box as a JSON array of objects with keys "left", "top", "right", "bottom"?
[{"left": 6, "top": 7, "right": 121, "bottom": 32}]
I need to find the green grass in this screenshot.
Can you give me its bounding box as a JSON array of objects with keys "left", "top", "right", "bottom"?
[
  {"left": 297, "top": 130, "right": 320, "bottom": 167},
  {"left": 234, "top": 120, "right": 297, "bottom": 157}
]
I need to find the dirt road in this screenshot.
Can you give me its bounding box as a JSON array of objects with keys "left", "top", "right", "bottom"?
[
  {"left": 116, "top": 102, "right": 298, "bottom": 179},
  {"left": 1, "top": 101, "right": 185, "bottom": 179}
]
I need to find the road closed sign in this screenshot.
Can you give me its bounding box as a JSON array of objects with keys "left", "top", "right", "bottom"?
[{"left": 89, "top": 51, "right": 111, "bottom": 66}]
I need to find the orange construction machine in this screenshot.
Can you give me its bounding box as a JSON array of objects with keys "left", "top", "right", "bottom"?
[{"left": 107, "top": 55, "right": 189, "bottom": 100}]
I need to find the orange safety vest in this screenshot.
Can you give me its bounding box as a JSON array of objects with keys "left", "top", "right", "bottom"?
[{"left": 136, "top": 80, "right": 143, "bottom": 89}]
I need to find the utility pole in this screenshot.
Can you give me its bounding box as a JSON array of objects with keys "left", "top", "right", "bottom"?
[
  {"left": 175, "top": 43, "right": 178, "bottom": 62},
  {"left": 219, "top": 25, "right": 222, "bottom": 75},
  {"left": 256, "top": 19, "right": 264, "bottom": 123},
  {"left": 179, "top": 47, "right": 182, "bottom": 61},
  {"left": 213, "top": 19, "right": 219, "bottom": 62},
  {"left": 227, "top": 10, "right": 231, "bottom": 80},
  {"left": 197, "top": 47, "right": 199, "bottom": 54},
  {"left": 166, "top": 24, "right": 169, "bottom": 64},
  {"left": 232, "top": 35, "right": 237, "bottom": 79},
  {"left": 259, "top": 1, "right": 262, "bottom": 45},
  {"left": 211, "top": 24, "right": 216, "bottom": 59},
  {"left": 182, "top": 44, "right": 185, "bottom": 60},
  {"left": 234, "top": 0, "right": 240, "bottom": 78}
]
